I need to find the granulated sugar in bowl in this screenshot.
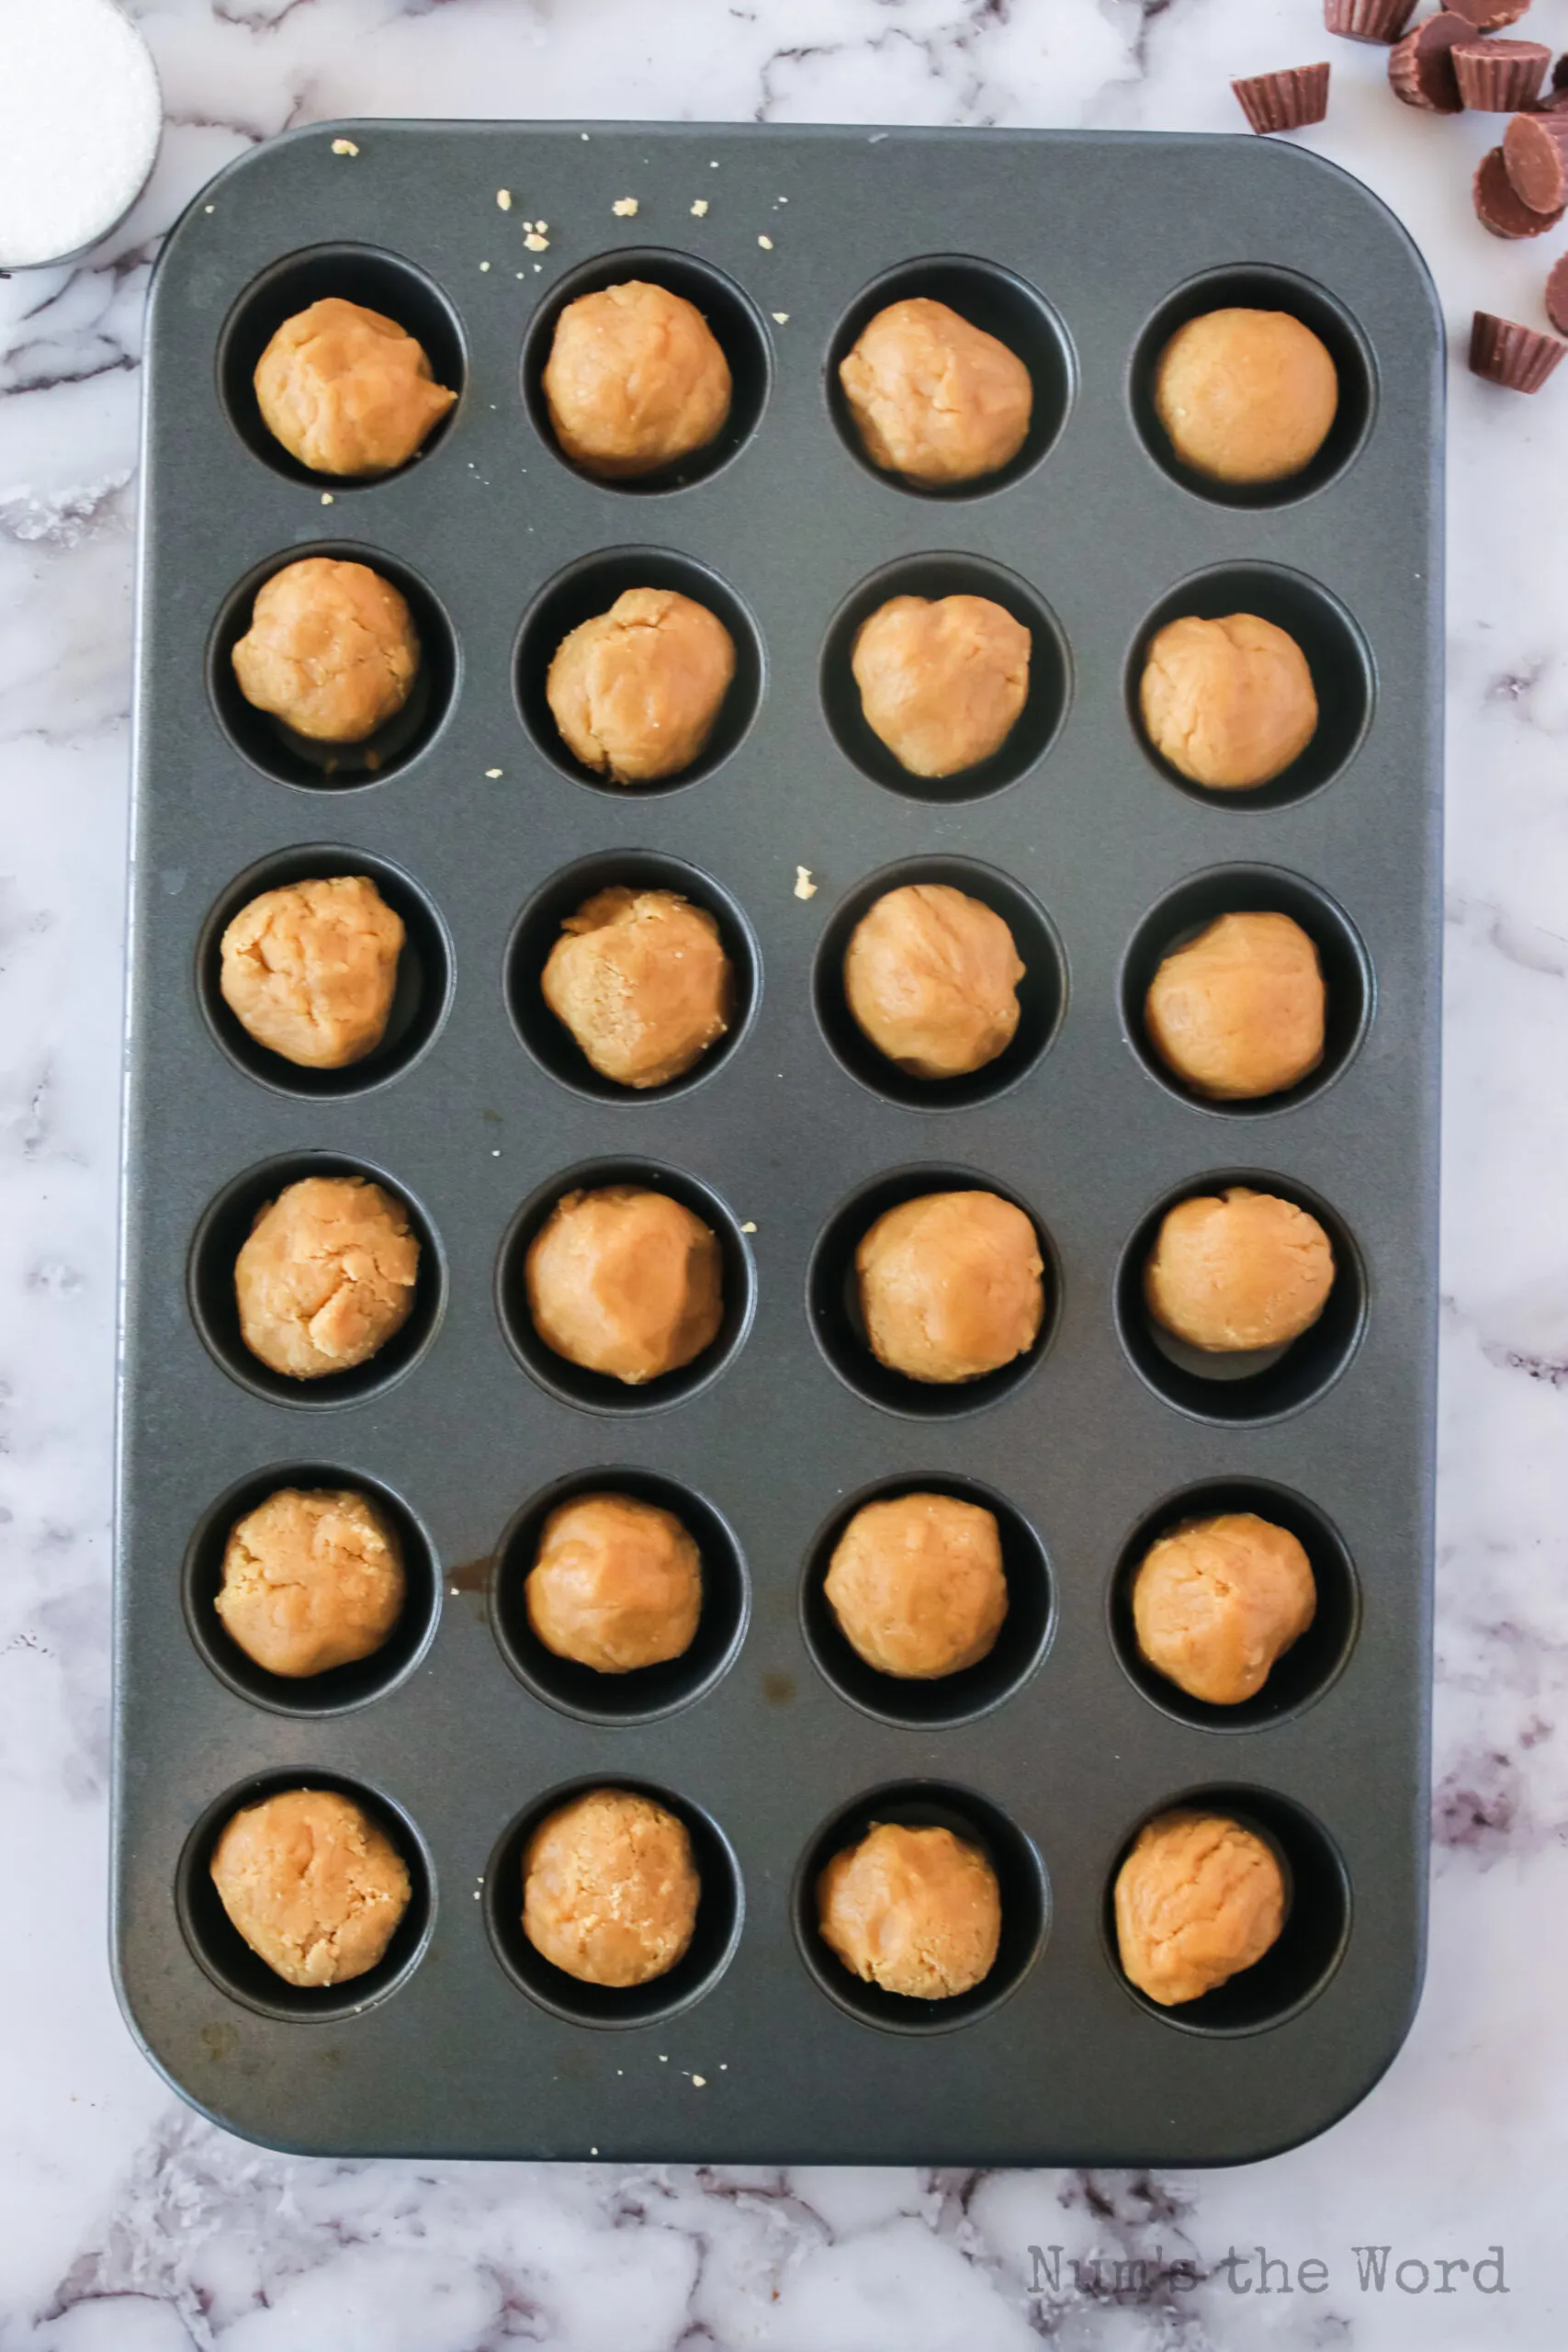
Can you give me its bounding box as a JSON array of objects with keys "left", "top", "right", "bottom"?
[{"left": 0, "top": 0, "right": 161, "bottom": 269}]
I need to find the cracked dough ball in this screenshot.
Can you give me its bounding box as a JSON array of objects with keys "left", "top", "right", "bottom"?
[
  {"left": 542, "top": 887, "right": 732, "bottom": 1089},
  {"left": 1145, "top": 911, "right": 1325, "bottom": 1102},
  {"left": 235, "top": 1174, "right": 420, "bottom": 1381},
  {"left": 231, "top": 558, "right": 421, "bottom": 744},
  {"left": 818, "top": 1821, "right": 1001, "bottom": 2000},
  {"left": 254, "top": 297, "right": 456, "bottom": 477},
  {"left": 523, "top": 1787, "right": 699, "bottom": 1987},
  {"left": 839, "top": 296, "right": 1033, "bottom": 486},
  {"left": 525, "top": 1492, "right": 703, "bottom": 1674},
  {"left": 525, "top": 1185, "right": 723, "bottom": 1385},
  {"left": 1140, "top": 613, "right": 1316, "bottom": 791},
  {"left": 857, "top": 1189, "right": 1043, "bottom": 1385},
  {"left": 1155, "top": 308, "right": 1337, "bottom": 486},
  {"left": 547, "top": 589, "right": 736, "bottom": 785},
  {"left": 1132, "top": 1512, "right": 1316, "bottom": 1706},
  {"left": 216, "top": 1487, "right": 406, "bottom": 1679},
  {"left": 1114, "top": 1810, "right": 1286, "bottom": 2006},
  {"left": 825, "top": 1492, "right": 1008, "bottom": 1679},
  {"left": 1145, "top": 1186, "right": 1334, "bottom": 1354},
  {"left": 543, "top": 280, "right": 732, "bottom": 479},
  {"left": 852, "top": 594, "right": 1031, "bottom": 779},
  {"left": 209, "top": 1787, "right": 412, "bottom": 1988},
  {"left": 220, "top": 875, "right": 405, "bottom": 1070},
  {"left": 845, "top": 882, "right": 1024, "bottom": 1080}
]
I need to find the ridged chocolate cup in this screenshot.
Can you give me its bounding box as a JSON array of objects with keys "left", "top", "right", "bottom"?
[
  {"left": 1233, "top": 62, "right": 1331, "bottom": 132},
  {"left": 1448, "top": 0, "right": 1531, "bottom": 24},
  {"left": 1389, "top": 12, "right": 1472, "bottom": 110},
  {"left": 1503, "top": 109, "right": 1568, "bottom": 210},
  {"left": 1474, "top": 145, "right": 1564, "bottom": 236},
  {"left": 1324, "top": 0, "right": 1415, "bottom": 42},
  {"left": 1454, "top": 40, "right": 1551, "bottom": 109},
  {"left": 1469, "top": 310, "right": 1567, "bottom": 390},
  {"left": 1547, "top": 253, "right": 1568, "bottom": 338}
]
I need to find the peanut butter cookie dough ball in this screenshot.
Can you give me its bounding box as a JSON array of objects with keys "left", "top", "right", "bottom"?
[
  {"left": 825, "top": 1492, "right": 1008, "bottom": 1679},
  {"left": 845, "top": 884, "right": 1024, "bottom": 1080},
  {"left": 231, "top": 558, "right": 421, "bottom": 745},
  {"left": 525, "top": 1185, "right": 723, "bottom": 1385},
  {"left": 235, "top": 1174, "right": 419, "bottom": 1381},
  {"left": 1145, "top": 1186, "right": 1334, "bottom": 1355},
  {"left": 839, "top": 297, "right": 1033, "bottom": 487},
  {"left": 254, "top": 297, "right": 457, "bottom": 477},
  {"left": 1155, "top": 309, "right": 1338, "bottom": 487},
  {"left": 542, "top": 280, "right": 732, "bottom": 479},
  {"left": 1140, "top": 614, "right": 1316, "bottom": 791},
  {"left": 1145, "top": 911, "right": 1325, "bottom": 1102},
  {"left": 818, "top": 1821, "right": 1001, "bottom": 2000},
  {"left": 1114, "top": 1810, "right": 1286, "bottom": 2006},
  {"left": 1132, "top": 1513, "right": 1316, "bottom": 1707},
  {"left": 216, "top": 1487, "right": 406, "bottom": 1679},
  {"left": 542, "top": 888, "right": 732, "bottom": 1089},
  {"left": 852, "top": 594, "right": 1031, "bottom": 779},
  {"left": 523, "top": 1788, "right": 699, "bottom": 1987},
  {"left": 857, "top": 1190, "right": 1043, "bottom": 1385},
  {"left": 209, "top": 1787, "right": 412, "bottom": 1988},
  {"left": 220, "top": 876, "right": 405, "bottom": 1071},
  {"left": 525, "top": 1493, "right": 702, "bottom": 1674},
  {"left": 547, "top": 589, "right": 736, "bottom": 786}
]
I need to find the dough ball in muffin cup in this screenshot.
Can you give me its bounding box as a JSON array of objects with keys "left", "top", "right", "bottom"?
[
  {"left": 220, "top": 874, "right": 405, "bottom": 1071},
  {"left": 254, "top": 297, "right": 456, "bottom": 478},
  {"left": 231, "top": 557, "right": 421, "bottom": 745},
  {"left": 547, "top": 588, "right": 736, "bottom": 786},
  {"left": 542, "top": 280, "right": 732, "bottom": 479},
  {"left": 839, "top": 296, "right": 1032, "bottom": 487}
]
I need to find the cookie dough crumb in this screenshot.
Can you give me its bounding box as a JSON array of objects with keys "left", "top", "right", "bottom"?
[
  {"left": 773, "top": 311, "right": 789, "bottom": 324},
  {"left": 758, "top": 233, "right": 773, "bottom": 249},
  {"left": 497, "top": 188, "right": 513, "bottom": 209},
  {"left": 484, "top": 766, "right": 503, "bottom": 778},
  {"left": 525, "top": 231, "right": 549, "bottom": 252},
  {"left": 692, "top": 2074, "right": 706, "bottom": 2087},
  {"left": 691, "top": 198, "right": 709, "bottom": 217},
  {"left": 740, "top": 1221, "right": 757, "bottom": 1234},
  {"left": 331, "top": 139, "right": 359, "bottom": 157},
  {"left": 613, "top": 196, "right": 639, "bottom": 217},
  {"left": 320, "top": 492, "right": 333, "bottom": 504},
  {"left": 795, "top": 865, "right": 818, "bottom": 899}
]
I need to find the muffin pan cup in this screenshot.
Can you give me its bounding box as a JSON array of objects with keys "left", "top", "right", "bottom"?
[{"left": 117, "top": 122, "right": 1440, "bottom": 2164}]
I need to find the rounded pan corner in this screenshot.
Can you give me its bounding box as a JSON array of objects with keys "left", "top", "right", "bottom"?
[{"left": 1204, "top": 133, "right": 1443, "bottom": 352}]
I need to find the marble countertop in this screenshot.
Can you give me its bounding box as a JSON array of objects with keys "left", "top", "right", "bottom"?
[{"left": 4, "top": 0, "right": 1567, "bottom": 2344}]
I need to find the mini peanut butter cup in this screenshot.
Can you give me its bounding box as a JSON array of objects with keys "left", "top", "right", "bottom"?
[
  {"left": 1324, "top": 0, "right": 1415, "bottom": 43},
  {"left": 1474, "top": 144, "right": 1565, "bottom": 234},
  {"left": 1232, "top": 62, "right": 1331, "bottom": 132},
  {"left": 1454, "top": 39, "right": 1551, "bottom": 108},
  {"left": 1503, "top": 108, "right": 1568, "bottom": 209},
  {"left": 1469, "top": 310, "right": 1567, "bottom": 390},
  {"left": 1448, "top": 0, "right": 1531, "bottom": 25},
  {"left": 1546, "top": 253, "right": 1568, "bottom": 338},
  {"left": 1389, "top": 12, "right": 1472, "bottom": 109}
]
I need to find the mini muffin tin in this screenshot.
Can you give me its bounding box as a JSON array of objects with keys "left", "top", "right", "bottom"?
[{"left": 116, "top": 122, "right": 1441, "bottom": 2162}]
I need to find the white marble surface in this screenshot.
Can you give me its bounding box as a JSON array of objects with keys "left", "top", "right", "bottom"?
[{"left": 3, "top": 0, "right": 1568, "bottom": 2343}]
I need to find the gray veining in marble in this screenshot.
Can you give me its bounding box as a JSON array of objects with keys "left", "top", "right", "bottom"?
[{"left": 3, "top": 0, "right": 1568, "bottom": 2344}]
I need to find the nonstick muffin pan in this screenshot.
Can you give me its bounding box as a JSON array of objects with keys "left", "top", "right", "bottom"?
[{"left": 116, "top": 121, "right": 1441, "bottom": 2161}]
